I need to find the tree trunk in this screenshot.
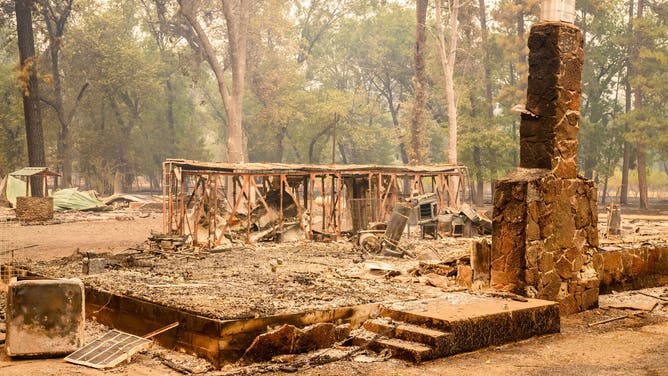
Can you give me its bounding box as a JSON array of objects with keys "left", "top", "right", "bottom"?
[
  {"left": 435, "top": 0, "right": 459, "bottom": 165},
  {"left": 51, "top": 42, "right": 70, "bottom": 188},
  {"left": 223, "top": 0, "right": 248, "bottom": 163},
  {"left": 180, "top": 0, "right": 249, "bottom": 163},
  {"left": 620, "top": 0, "right": 634, "bottom": 205},
  {"left": 409, "top": 0, "right": 428, "bottom": 165},
  {"left": 331, "top": 114, "right": 337, "bottom": 164},
  {"left": 383, "top": 76, "right": 409, "bottom": 164},
  {"left": 634, "top": 0, "right": 648, "bottom": 210},
  {"left": 620, "top": 142, "right": 631, "bottom": 205},
  {"left": 338, "top": 142, "right": 348, "bottom": 164},
  {"left": 489, "top": 173, "right": 495, "bottom": 199},
  {"left": 478, "top": 0, "right": 493, "bottom": 119},
  {"left": 16, "top": 0, "right": 46, "bottom": 197},
  {"left": 226, "top": 102, "right": 245, "bottom": 163},
  {"left": 113, "top": 170, "right": 125, "bottom": 195},
  {"left": 476, "top": 0, "right": 490, "bottom": 206},
  {"left": 602, "top": 174, "right": 609, "bottom": 205},
  {"left": 41, "top": 0, "right": 75, "bottom": 188},
  {"left": 637, "top": 143, "right": 648, "bottom": 209},
  {"left": 56, "top": 82, "right": 88, "bottom": 189},
  {"left": 276, "top": 126, "right": 285, "bottom": 162},
  {"left": 516, "top": 0, "right": 526, "bottom": 94},
  {"left": 435, "top": 0, "right": 460, "bottom": 205},
  {"left": 166, "top": 78, "right": 176, "bottom": 154},
  {"left": 473, "top": 146, "right": 484, "bottom": 205},
  {"left": 61, "top": 130, "right": 72, "bottom": 187},
  {"left": 389, "top": 104, "right": 410, "bottom": 164},
  {"left": 308, "top": 125, "right": 333, "bottom": 163}
]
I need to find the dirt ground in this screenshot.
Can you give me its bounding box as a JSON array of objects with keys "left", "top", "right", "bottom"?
[
  {"left": 0, "top": 210, "right": 163, "bottom": 262},
  {"left": 1, "top": 206, "right": 668, "bottom": 375},
  {"left": 1, "top": 290, "right": 668, "bottom": 376}
]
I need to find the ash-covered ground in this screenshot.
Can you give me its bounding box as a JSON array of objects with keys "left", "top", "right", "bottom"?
[{"left": 26, "top": 237, "right": 472, "bottom": 320}]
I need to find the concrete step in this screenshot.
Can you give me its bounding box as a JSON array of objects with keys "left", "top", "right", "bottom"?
[
  {"left": 362, "top": 318, "right": 453, "bottom": 348},
  {"left": 352, "top": 328, "right": 434, "bottom": 363},
  {"left": 380, "top": 295, "right": 560, "bottom": 356},
  {"left": 380, "top": 306, "right": 452, "bottom": 332}
]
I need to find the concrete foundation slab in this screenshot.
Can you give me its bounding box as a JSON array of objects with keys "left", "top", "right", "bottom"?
[
  {"left": 85, "top": 287, "right": 381, "bottom": 366},
  {"left": 6, "top": 277, "right": 85, "bottom": 357}
]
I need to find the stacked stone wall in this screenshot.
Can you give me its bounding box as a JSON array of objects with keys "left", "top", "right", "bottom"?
[
  {"left": 595, "top": 245, "right": 668, "bottom": 294},
  {"left": 489, "top": 170, "right": 530, "bottom": 293},
  {"left": 15, "top": 196, "right": 54, "bottom": 222},
  {"left": 491, "top": 168, "right": 599, "bottom": 313}
]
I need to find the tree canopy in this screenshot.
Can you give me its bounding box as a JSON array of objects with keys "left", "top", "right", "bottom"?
[{"left": 0, "top": 0, "right": 665, "bottom": 203}]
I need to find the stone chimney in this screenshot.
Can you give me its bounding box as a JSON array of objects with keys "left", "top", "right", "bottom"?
[
  {"left": 520, "top": 23, "right": 583, "bottom": 179},
  {"left": 490, "top": 21, "right": 599, "bottom": 314}
]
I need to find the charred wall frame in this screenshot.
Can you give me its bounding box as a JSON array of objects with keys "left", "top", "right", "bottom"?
[{"left": 162, "top": 159, "right": 470, "bottom": 246}]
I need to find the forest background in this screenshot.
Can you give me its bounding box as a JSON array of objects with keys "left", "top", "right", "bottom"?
[{"left": 0, "top": 0, "right": 666, "bottom": 207}]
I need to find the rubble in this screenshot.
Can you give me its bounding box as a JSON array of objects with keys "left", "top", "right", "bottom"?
[
  {"left": 82, "top": 257, "right": 106, "bottom": 275},
  {"left": 239, "top": 322, "right": 349, "bottom": 364},
  {"left": 25, "top": 239, "right": 470, "bottom": 321},
  {"left": 104, "top": 194, "right": 161, "bottom": 211},
  {"left": 152, "top": 348, "right": 215, "bottom": 374}
]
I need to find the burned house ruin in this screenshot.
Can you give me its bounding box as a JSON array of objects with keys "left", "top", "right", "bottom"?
[{"left": 161, "top": 160, "right": 470, "bottom": 246}]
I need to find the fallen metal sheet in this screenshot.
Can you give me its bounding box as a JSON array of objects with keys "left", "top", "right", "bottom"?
[{"left": 64, "top": 329, "right": 152, "bottom": 369}]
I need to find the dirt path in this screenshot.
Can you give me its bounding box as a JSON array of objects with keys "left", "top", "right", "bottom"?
[{"left": 1, "top": 213, "right": 162, "bottom": 261}]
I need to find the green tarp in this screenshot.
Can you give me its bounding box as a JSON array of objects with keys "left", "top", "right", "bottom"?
[
  {"left": 53, "top": 188, "right": 107, "bottom": 211},
  {"left": 3, "top": 175, "right": 107, "bottom": 211},
  {"left": 6, "top": 175, "right": 26, "bottom": 207}
]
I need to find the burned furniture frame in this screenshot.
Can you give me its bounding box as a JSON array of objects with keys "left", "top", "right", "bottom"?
[{"left": 162, "top": 159, "right": 469, "bottom": 246}]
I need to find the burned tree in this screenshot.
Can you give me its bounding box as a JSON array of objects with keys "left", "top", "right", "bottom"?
[{"left": 15, "top": 0, "right": 46, "bottom": 196}]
